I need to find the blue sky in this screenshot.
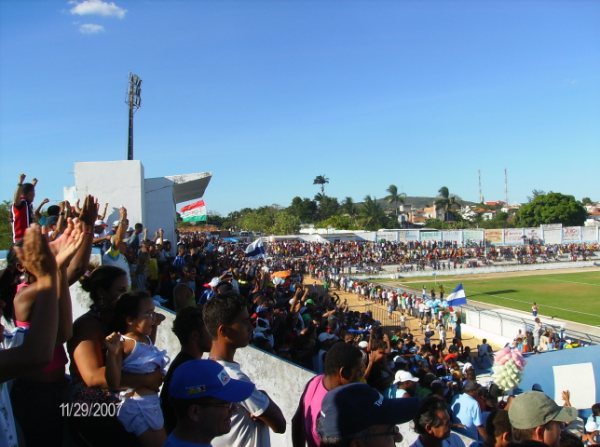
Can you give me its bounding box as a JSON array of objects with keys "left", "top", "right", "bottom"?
[{"left": 1, "top": 0, "right": 599, "bottom": 216}]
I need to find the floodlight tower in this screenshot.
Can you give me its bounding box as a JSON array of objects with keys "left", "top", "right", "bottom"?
[{"left": 126, "top": 73, "right": 142, "bottom": 160}]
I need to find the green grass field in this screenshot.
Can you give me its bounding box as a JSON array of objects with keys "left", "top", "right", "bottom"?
[{"left": 382, "top": 270, "right": 600, "bottom": 326}]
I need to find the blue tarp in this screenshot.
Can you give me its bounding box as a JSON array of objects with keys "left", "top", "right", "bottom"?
[{"left": 517, "top": 345, "right": 600, "bottom": 418}]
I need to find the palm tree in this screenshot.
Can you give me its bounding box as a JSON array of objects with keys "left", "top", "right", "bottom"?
[
  {"left": 313, "top": 175, "right": 329, "bottom": 196},
  {"left": 359, "top": 195, "right": 386, "bottom": 230},
  {"left": 385, "top": 184, "right": 406, "bottom": 218},
  {"left": 342, "top": 196, "right": 357, "bottom": 217},
  {"left": 434, "top": 186, "right": 460, "bottom": 221}
]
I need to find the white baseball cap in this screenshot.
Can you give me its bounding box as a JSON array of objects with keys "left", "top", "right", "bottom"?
[{"left": 393, "top": 370, "right": 419, "bottom": 385}]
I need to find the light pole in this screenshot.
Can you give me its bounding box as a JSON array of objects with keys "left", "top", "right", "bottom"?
[{"left": 126, "top": 73, "right": 142, "bottom": 160}]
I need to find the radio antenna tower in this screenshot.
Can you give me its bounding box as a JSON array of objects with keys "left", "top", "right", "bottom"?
[
  {"left": 478, "top": 169, "right": 484, "bottom": 203},
  {"left": 126, "top": 73, "right": 142, "bottom": 160},
  {"left": 504, "top": 168, "right": 509, "bottom": 205}
]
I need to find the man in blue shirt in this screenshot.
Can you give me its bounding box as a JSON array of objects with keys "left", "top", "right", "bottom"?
[{"left": 451, "top": 380, "right": 488, "bottom": 443}]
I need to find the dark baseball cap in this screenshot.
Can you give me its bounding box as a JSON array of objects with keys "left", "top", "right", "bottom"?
[{"left": 317, "top": 383, "right": 418, "bottom": 440}]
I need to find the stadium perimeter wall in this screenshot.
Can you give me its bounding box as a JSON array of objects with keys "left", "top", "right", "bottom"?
[
  {"left": 368, "top": 260, "right": 598, "bottom": 279},
  {"left": 294, "top": 226, "right": 600, "bottom": 244}
]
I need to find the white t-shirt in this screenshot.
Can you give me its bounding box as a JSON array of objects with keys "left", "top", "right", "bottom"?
[{"left": 212, "top": 360, "right": 271, "bottom": 447}]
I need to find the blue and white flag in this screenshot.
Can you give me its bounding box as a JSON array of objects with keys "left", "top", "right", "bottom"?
[
  {"left": 447, "top": 283, "right": 467, "bottom": 307},
  {"left": 245, "top": 238, "right": 266, "bottom": 260}
]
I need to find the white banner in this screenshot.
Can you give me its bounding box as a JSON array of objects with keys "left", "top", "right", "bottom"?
[
  {"left": 524, "top": 227, "right": 542, "bottom": 243},
  {"left": 582, "top": 226, "right": 599, "bottom": 242},
  {"left": 421, "top": 231, "right": 442, "bottom": 242},
  {"left": 377, "top": 231, "right": 398, "bottom": 242},
  {"left": 562, "top": 227, "right": 581, "bottom": 242},
  {"left": 543, "top": 229, "right": 562, "bottom": 244},
  {"left": 442, "top": 231, "right": 462, "bottom": 243},
  {"left": 504, "top": 228, "right": 524, "bottom": 245},
  {"left": 463, "top": 229, "right": 484, "bottom": 242},
  {"left": 399, "top": 230, "right": 420, "bottom": 242}
]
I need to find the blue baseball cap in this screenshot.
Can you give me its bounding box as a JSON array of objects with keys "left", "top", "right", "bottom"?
[
  {"left": 169, "top": 359, "right": 255, "bottom": 402},
  {"left": 317, "top": 383, "right": 419, "bottom": 440}
]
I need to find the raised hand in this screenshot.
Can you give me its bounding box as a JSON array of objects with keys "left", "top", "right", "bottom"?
[
  {"left": 55, "top": 219, "right": 86, "bottom": 270},
  {"left": 14, "top": 224, "right": 57, "bottom": 279},
  {"left": 40, "top": 198, "right": 50, "bottom": 206},
  {"left": 19, "top": 173, "right": 26, "bottom": 184},
  {"left": 78, "top": 195, "right": 99, "bottom": 227},
  {"left": 63, "top": 200, "right": 72, "bottom": 218}
]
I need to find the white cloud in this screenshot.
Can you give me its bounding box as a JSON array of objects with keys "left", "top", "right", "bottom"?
[
  {"left": 79, "top": 23, "right": 105, "bottom": 34},
  {"left": 70, "top": 0, "right": 126, "bottom": 19}
]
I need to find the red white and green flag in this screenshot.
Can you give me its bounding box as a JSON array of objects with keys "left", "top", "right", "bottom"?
[{"left": 180, "top": 200, "right": 207, "bottom": 223}]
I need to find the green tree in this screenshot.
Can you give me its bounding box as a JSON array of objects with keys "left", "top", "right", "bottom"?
[
  {"left": 0, "top": 201, "right": 12, "bottom": 250},
  {"left": 313, "top": 175, "right": 329, "bottom": 195},
  {"left": 527, "top": 189, "right": 546, "bottom": 202},
  {"left": 288, "top": 196, "right": 318, "bottom": 223},
  {"left": 581, "top": 197, "right": 593, "bottom": 205},
  {"left": 341, "top": 197, "right": 357, "bottom": 218},
  {"left": 424, "top": 218, "right": 444, "bottom": 229},
  {"left": 317, "top": 214, "right": 356, "bottom": 230},
  {"left": 271, "top": 210, "right": 301, "bottom": 235},
  {"left": 434, "top": 186, "right": 460, "bottom": 221},
  {"left": 385, "top": 184, "right": 406, "bottom": 218},
  {"left": 238, "top": 207, "right": 277, "bottom": 233},
  {"left": 206, "top": 212, "right": 225, "bottom": 227},
  {"left": 359, "top": 195, "right": 386, "bottom": 230},
  {"left": 317, "top": 196, "right": 340, "bottom": 221},
  {"left": 516, "top": 192, "right": 588, "bottom": 227}
]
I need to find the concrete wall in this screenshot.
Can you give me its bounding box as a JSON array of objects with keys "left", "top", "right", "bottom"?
[
  {"left": 360, "top": 260, "right": 599, "bottom": 280},
  {"left": 144, "top": 176, "right": 177, "bottom": 246},
  {"left": 72, "top": 160, "right": 146, "bottom": 227}
]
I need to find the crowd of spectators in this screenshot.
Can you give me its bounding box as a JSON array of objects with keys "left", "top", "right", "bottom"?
[
  {"left": 1, "top": 174, "right": 599, "bottom": 447},
  {"left": 265, "top": 239, "right": 599, "bottom": 274}
]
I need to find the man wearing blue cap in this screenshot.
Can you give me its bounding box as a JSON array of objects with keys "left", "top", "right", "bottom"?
[
  {"left": 166, "top": 359, "right": 255, "bottom": 447},
  {"left": 317, "top": 382, "right": 419, "bottom": 447}
]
